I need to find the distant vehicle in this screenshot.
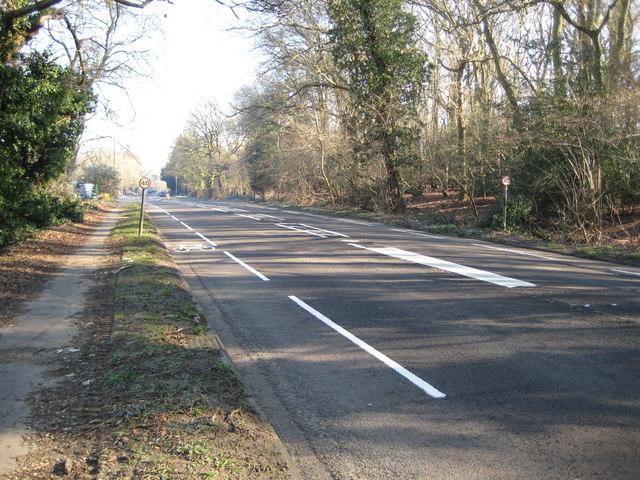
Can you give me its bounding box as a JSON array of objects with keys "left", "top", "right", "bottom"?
[
  {"left": 157, "top": 191, "right": 167, "bottom": 197},
  {"left": 77, "top": 183, "right": 97, "bottom": 199}
]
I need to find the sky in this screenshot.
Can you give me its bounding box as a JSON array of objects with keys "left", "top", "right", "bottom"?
[{"left": 81, "top": 0, "right": 260, "bottom": 176}]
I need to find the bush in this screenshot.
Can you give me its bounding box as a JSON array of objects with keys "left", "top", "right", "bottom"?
[
  {"left": 480, "top": 195, "right": 534, "bottom": 230},
  {"left": 0, "top": 191, "right": 84, "bottom": 249}
]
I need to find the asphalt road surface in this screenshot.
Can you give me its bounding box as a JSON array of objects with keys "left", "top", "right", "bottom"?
[{"left": 146, "top": 198, "right": 640, "bottom": 480}]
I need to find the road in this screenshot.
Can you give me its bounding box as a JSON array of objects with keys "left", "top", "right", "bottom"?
[{"left": 146, "top": 198, "right": 640, "bottom": 480}]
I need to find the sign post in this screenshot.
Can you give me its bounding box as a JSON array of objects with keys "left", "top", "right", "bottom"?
[
  {"left": 138, "top": 177, "right": 152, "bottom": 236},
  {"left": 501, "top": 175, "right": 512, "bottom": 231}
]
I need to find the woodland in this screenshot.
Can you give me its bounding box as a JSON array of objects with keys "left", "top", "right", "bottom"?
[{"left": 1, "top": 0, "right": 638, "bottom": 248}]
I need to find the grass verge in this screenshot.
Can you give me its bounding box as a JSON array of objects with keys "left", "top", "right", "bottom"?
[{"left": 99, "top": 205, "right": 292, "bottom": 479}]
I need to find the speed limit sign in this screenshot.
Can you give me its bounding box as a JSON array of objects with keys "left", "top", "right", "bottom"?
[
  {"left": 501, "top": 175, "right": 512, "bottom": 187},
  {"left": 139, "top": 177, "right": 152, "bottom": 190}
]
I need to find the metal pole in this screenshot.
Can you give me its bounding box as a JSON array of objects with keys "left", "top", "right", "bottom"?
[
  {"left": 139, "top": 188, "right": 146, "bottom": 236},
  {"left": 503, "top": 185, "right": 508, "bottom": 231}
]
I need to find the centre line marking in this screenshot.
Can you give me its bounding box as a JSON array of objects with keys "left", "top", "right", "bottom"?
[
  {"left": 223, "top": 252, "right": 270, "bottom": 281},
  {"left": 288, "top": 296, "right": 446, "bottom": 399},
  {"left": 350, "top": 244, "right": 536, "bottom": 288}
]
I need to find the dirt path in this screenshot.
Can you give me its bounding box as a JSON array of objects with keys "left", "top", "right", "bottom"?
[{"left": 0, "top": 208, "right": 121, "bottom": 475}]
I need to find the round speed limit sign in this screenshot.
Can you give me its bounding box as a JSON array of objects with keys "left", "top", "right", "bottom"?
[
  {"left": 139, "top": 177, "right": 152, "bottom": 190},
  {"left": 501, "top": 175, "right": 512, "bottom": 187}
]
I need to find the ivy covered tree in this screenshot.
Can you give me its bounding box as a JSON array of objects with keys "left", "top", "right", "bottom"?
[{"left": 328, "top": 0, "right": 429, "bottom": 212}]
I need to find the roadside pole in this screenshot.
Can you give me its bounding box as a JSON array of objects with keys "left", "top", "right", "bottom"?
[
  {"left": 138, "top": 177, "right": 152, "bottom": 236},
  {"left": 501, "top": 175, "right": 511, "bottom": 231}
]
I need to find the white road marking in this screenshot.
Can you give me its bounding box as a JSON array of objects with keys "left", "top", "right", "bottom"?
[
  {"left": 195, "top": 232, "right": 218, "bottom": 247},
  {"left": 298, "top": 223, "right": 350, "bottom": 238},
  {"left": 171, "top": 215, "right": 179, "bottom": 221},
  {"left": 472, "top": 243, "right": 556, "bottom": 260},
  {"left": 336, "top": 218, "right": 373, "bottom": 226},
  {"left": 180, "top": 221, "right": 194, "bottom": 231},
  {"left": 276, "top": 224, "right": 327, "bottom": 238},
  {"left": 235, "top": 213, "right": 264, "bottom": 220},
  {"left": 223, "top": 251, "right": 270, "bottom": 282},
  {"left": 175, "top": 244, "right": 214, "bottom": 252},
  {"left": 211, "top": 206, "right": 248, "bottom": 213},
  {"left": 288, "top": 296, "right": 446, "bottom": 399},
  {"left": 392, "top": 229, "right": 441, "bottom": 239},
  {"left": 150, "top": 205, "right": 171, "bottom": 216},
  {"left": 611, "top": 268, "right": 640, "bottom": 278},
  {"left": 235, "top": 213, "right": 286, "bottom": 222},
  {"left": 350, "top": 244, "right": 536, "bottom": 288},
  {"left": 282, "top": 210, "right": 326, "bottom": 219}
]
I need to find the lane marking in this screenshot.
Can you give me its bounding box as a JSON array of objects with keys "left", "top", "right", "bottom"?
[
  {"left": 336, "top": 218, "right": 373, "bottom": 226},
  {"left": 392, "top": 228, "right": 441, "bottom": 239},
  {"left": 150, "top": 205, "right": 172, "bottom": 216},
  {"left": 288, "top": 296, "right": 446, "bottom": 399},
  {"left": 276, "top": 223, "right": 327, "bottom": 238},
  {"left": 350, "top": 244, "right": 536, "bottom": 288},
  {"left": 611, "top": 268, "right": 640, "bottom": 278},
  {"left": 472, "top": 243, "right": 556, "bottom": 261},
  {"left": 195, "top": 232, "right": 218, "bottom": 247},
  {"left": 282, "top": 210, "right": 326, "bottom": 219},
  {"left": 171, "top": 215, "right": 179, "bottom": 221},
  {"left": 223, "top": 251, "right": 270, "bottom": 281},
  {"left": 235, "top": 213, "right": 286, "bottom": 222},
  {"left": 180, "top": 221, "right": 194, "bottom": 231},
  {"left": 298, "top": 223, "right": 350, "bottom": 238},
  {"left": 211, "top": 206, "right": 248, "bottom": 213}
]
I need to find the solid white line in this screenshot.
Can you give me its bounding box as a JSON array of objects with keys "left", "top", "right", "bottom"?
[
  {"left": 351, "top": 244, "right": 536, "bottom": 288},
  {"left": 472, "top": 243, "right": 556, "bottom": 260},
  {"left": 298, "top": 223, "right": 350, "bottom": 238},
  {"left": 288, "top": 296, "right": 446, "bottom": 399},
  {"left": 195, "top": 232, "right": 218, "bottom": 247},
  {"left": 223, "top": 251, "right": 270, "bottom": 281},
  {"left": 611, "top": 268, "right": 640, "bottom": 278},
  {"left": 392, "top": 228, "right": 441, "bottom": 239},
  {"left": 171, "top": 215, "right": 179, "bottom": 221},
  {"left": 180, "top": 221, "right": 194, "bottom": 231}
]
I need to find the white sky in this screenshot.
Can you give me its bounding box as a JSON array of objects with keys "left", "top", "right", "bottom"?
[{"left": 82, "top": 0, "right": 260, "bottom": 176}]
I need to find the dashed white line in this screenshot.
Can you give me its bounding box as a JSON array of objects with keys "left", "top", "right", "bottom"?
[
  {"left": 288, "top": 296, "right": 446, "bottom": 399},
  {"left": 180, "top": 221, "right": 194, "bottom": 231},
  {"left": 350, "top": 244, "right": 536, "bottom": 288},
  {"left": 223, "top": 251, "right": 270, "bottom": 281},
  {"left": 195, "top": 232, "right": 218, "bottom": 247}
]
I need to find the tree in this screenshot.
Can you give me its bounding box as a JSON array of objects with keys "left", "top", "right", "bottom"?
[
  {"left": 0, "top": 0, "right": 157, "bottom": 64},
  {"left": 328, "top": 0, "right": 429, "bottom": 212},
  {"left": 0, "top": 52, "right": 94, "bottom": 246},
  {"left": 78, "top": 163, "right": 120, "bottom": 197}
]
